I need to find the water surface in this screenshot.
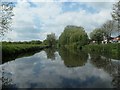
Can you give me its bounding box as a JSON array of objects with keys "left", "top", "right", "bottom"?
[{"left": 0, "top": 48, "right": 120, "bottom": 88}]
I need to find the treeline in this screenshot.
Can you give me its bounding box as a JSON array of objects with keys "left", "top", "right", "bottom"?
[{"left": 2, "top": 40, "right": 42, "bottom": 44}]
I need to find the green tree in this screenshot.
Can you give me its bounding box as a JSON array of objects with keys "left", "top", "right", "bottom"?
[
  {"left": 0, "top": 2, "right": 14, "bottom": 37},
  {"left": 90, "top": 28, "right": 108, "bottom": 44},
  {"left": 46, "top": 33, "right": 56, "bottom": 47},
  {"left": 59, "top": 25, "right": 88, "bottom": 49},
  {"left": 112, "top": 0, "right": 120, "bottom": 35}
]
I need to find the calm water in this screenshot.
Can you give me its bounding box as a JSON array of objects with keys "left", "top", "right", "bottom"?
[{"left": 0, "top": 48, "right": 120, "bottom": 88}]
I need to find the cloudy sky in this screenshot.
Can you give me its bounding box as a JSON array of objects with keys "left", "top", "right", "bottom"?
[{"left": 3, "top": 0, "right": 117, "bottom": 41}]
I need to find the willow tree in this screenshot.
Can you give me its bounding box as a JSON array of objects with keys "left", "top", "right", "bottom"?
[
  {"left": 0, "top": 2, "right": 14, "bottom": 37},
  {"left": 59, "top": 25, "right": 88, "bottom": 49},
  {"left": 112, "top": 0, "right": 120, "bottom": 35}
]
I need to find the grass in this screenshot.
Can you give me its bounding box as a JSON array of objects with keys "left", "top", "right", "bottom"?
[
  {"left": 2, "top": 43, "right": 49, "bottom": 62},
  {"left": 83, "top": 43, "right": 120, "bottom": 60}
]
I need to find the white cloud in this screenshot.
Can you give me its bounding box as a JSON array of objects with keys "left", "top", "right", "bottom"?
[{"left": 4, "top": 1, "right": 114, "bottom": 41}]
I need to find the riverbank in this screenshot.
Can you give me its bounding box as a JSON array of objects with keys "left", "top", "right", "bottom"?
[
  {"left": 2, "top": 43, "right": 49, "bottom": 62},
  {"left": 83, "top": 43, "right": 120, "bottom": 60}
]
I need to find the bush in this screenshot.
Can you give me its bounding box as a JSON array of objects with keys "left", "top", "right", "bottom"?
[{"left": 83, "top": 43, "right": 120, "bottom": 60}]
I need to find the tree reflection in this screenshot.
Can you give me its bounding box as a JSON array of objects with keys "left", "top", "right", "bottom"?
[
  {"left": 112, "top": 64, "right": 120, "bottom": 88},
  {"left": 1, "top": 67, "right": 16, "bottom": 88},
  {"left": 58, "top": 47, "right": 88, "bottom": 67},
  {"left": 90, "top": 53, "right": 120, "bottom": 88},
  {"left": 90, "top": 53, "right": 111, "bottom": 69},
  {"left": 44, "top": 47, "right": 56, "bottom": 60}
]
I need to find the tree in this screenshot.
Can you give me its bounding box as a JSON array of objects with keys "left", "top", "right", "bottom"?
[
  {"left": 102, "top": 20, "right": 114, "bottom": 37},
  {"left": 0, "top": 2, "right": 14, "bottom": 37},
  {"left": 90, "top": 28, "right": 108, "bottom": 44},
  {"left": 46, "top": 33, "right": 56, "bottom": 47},
  {"left": 112, "top": 0, "right": 120, "bottom": 35},
  {"left": 59, "top": 25, "right": 88, "bottom": 49}
]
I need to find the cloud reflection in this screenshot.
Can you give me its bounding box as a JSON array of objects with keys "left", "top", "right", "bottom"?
[{"left": 1, "top": 50, "right": 114, "bottom": 88}]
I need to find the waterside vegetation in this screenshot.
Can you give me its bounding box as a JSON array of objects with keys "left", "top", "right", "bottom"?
[
  {"left": 2, "top": 42, "right": 49, "bottom": 61},
  {"left": 83, "top": 43, "right": 120, "bottom": 60}
]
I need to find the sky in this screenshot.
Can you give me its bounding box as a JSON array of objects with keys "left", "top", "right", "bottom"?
[{"left": 2, "top": 0, "right": 117, "bottom": 41}]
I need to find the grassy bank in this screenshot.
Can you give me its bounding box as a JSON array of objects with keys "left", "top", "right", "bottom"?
[
  {"left": 83, "top": 43, "right": 120, "bottom": 60},
  {"left": 2, "top": 43, "right": 49, "bottom": 61}
]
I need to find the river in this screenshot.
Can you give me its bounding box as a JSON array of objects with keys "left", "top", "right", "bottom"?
[{"left": 0, "top": 48, "right": 120, "bottom": 88}]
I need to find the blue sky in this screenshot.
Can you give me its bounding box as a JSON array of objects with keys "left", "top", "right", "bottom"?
[
  {"left": 62, "top": 2, "right": 98, "bottom": 13},
  {"left": 2, "top": 0, "right": 116, "bottom": 41}
]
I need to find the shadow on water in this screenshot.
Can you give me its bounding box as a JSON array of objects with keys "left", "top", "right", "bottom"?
[
  {"left": 90, "top": 53, "right": 120, "bottom": 88},
  {"left": 58, "top": 47, "right": 88, "bottom": 67},
  {"left": 2, "top": 50, "right": 43, "bottom": 64}
]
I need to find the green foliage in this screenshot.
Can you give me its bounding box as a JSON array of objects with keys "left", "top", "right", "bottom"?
[
  {"left": 83, "top": 43, "right": 120, "bottom": 60},
  {"left": 90, "top": 28, "right": 108, "bottom": 44},
  {"left": 2, "top": 42, "right": 49, "bottom": 59},
  {"left": 59, "top": 25, "right": 88, "bottom": 49},
  {"left": 44, "top": 33, "right": 56, "bottom": 47}
]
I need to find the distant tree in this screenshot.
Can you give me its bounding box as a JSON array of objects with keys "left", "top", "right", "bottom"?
[
  {"left": 0, "top": 2, "right": 14, "bottom": 37},
  {"left": 90, "top": 28, "right": 108, "bottom": 44},
  {"left": 30, "top": 40, "right": 42, "bottom": 44},
  {"left": 112, "top": 0, "right": 120, "bottom": 35},
  {"left": 42, "top": 39, "right": 48, "bottom": 45},
  {"left": 46, "top": 33, "right": 56, "bottom": 47}
]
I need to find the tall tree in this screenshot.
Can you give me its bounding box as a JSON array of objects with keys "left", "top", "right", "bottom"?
[
  {"left": 59, "top": 25, "right": 88, "bottom": 49},
  {"left": 112, "top": 0, "right": 120, "bottom": 35},
  {"left": 0, "top": 2, "right": 14, "bottom": 37},
  {"left": 102, "top": 20, "right": 114, "bottom": 37}
]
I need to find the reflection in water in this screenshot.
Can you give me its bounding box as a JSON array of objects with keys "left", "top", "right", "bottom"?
[
  {"left": 44, "top": 48, "right": 56, "bottom": 60},
  {"left": 59, "top": 47, "right": 88, "bottom": 67},
  {"left": 2, "top": 50, "right": 42, "bottom": 64},
  {"left": 1, "top": 67, "right": 16, "bottom": 88},
  {"left": 90, "top": 53, "right": 111, "bottom": 69},
  {"left": 112, "top": 66, "right": 120, "bottom": 88},
  {"left": 90, "top": 53, "right": 120, "bottom": 88},
  {"left": 0, "top": 48, "right": 120, "bottom": 88}
]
